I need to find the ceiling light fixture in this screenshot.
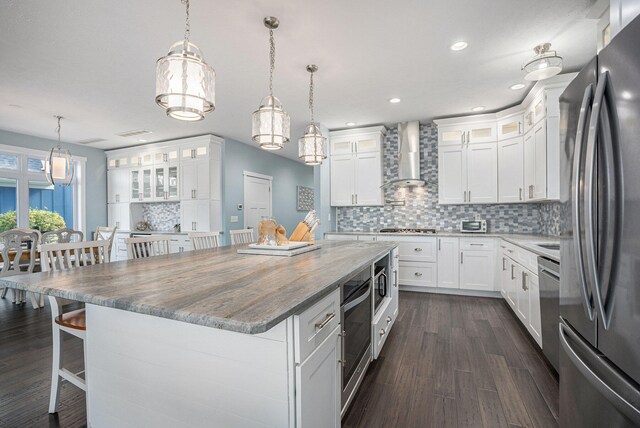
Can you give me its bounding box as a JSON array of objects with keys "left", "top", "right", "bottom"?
[
  {"left": 298, "top": 65, "right": 327, "bottom": 166},
  {"left": 522, "top": 43, "right": 563, "bottom": 81},
  {"left": 510, "top": 83, "right": 526, "bottom": 90},
  {"left": 155, "top": 0, "right": 215, "bottom": 121},
  {"left": 450, "top": 41, "right": 468, "bottom": 51},
  {"left": 389, "top": 98, "right": 401, "bottom": 104},
  {"left": 45, "top": 116, "right": 74, "bottom": 187},
  {"left": 472, "top": 106, "right": 485, "bottom": 112},
  {"left": 252, "top": 17, "right": 290, "bottom": 151},
  {"left": 345, "top": 122, "right": 356, "bottom": 127}
]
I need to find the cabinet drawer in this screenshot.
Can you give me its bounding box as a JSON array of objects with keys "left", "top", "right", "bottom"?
[
  {"left": 294, "top": 289, "right": 341, "bottom": 364},
  {"left": 398, "top": 261, "right": 437, "bottom": 287},
  {"left": 372, "top": 300, "right": 395, "bottom": 359},
  {"left": 324, "top": 234, "right": 356, "bottom": 241},
  {"left": 460, "top": 238, "right": 496, "bottom": 251},
  {"left": 516, "top": 247, "right": 539, "bottom": 274},
  {"left": 394, "top": 237, "right": 437, "bottom": 262}
]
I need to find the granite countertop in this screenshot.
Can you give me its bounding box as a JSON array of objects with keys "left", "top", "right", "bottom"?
[
  {"left": 325, "top": 231, "right": 560, "bottom": 262},
  {"left": 0, "top": 240, "right": 396, "bottom": 334}
]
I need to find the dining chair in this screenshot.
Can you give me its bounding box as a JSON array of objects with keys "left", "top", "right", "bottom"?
[
  {"left": 94, "top": 225, "right": 117, "bottom": 254},
  {"left": 230, "top": 228, "right": 255, "bottom": 245},
  {"left": 40, "top": 239, "right": 111, "bottom": 414},
  {"left": 41, "top": 228, "right": 84, "bottom": 244},
  {"left": 0, "top": 229, "right": 42, "bottom": 308},
  {"left": 125, "top": 235, "right": 171, "bottom": 259},
  {"left": 188, "top": 231, "right": 221, "bottom": 250}
]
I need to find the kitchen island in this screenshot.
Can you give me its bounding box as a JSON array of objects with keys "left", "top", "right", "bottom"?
[{"left": 0, "top": 240, "right": 398, "bottom": 428}]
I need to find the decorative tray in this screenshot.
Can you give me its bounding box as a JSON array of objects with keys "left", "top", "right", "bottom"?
[
  {"left": 238, "top": 243, "right": 321, "bottom": 257},
  {"left": 248, "top": 242, "right": 309, "bottom": 250}
]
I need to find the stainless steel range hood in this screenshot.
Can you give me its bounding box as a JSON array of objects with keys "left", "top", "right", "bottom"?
[{"left": 382, "top": 121, "right": 426, "bottom": 188}]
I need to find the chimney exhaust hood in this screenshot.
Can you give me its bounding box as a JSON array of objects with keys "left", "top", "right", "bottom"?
[{"left": 382, "top": 121, "right": 426, "bottom": 188}]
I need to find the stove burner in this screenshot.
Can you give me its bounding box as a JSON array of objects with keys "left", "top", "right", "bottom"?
[{"left": 378, "top": 228, "right": 437, "bottom": 234}]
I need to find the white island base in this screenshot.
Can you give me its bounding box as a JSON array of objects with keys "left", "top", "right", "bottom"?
[{"left": 85, "top": 293, "right": 342, "bottom": 428}]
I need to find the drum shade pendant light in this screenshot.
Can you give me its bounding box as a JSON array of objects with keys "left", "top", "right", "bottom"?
[
  {"left": 252, "top": 17, "right": 290, "bottom": 150},
  {"left": 155, "top": 0, "right": 215, "bottom": 121},
  {"left": 298, "top": 65, "right": 326, "bottom": 165},
  {"left": 45, "top": 116, "right": 74, "bottom": 186},
  {"left": 522, "top": 43, "right": 563, "bottom": 81}
]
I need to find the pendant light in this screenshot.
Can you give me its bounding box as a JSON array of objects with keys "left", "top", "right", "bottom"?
[
  {"left": 522, "top": 43, "right": 563, "bottom": 81},
  {"left": 45, "top": 116, "right": 74, "bottom": 186},
  {"left": 252, "top": 16, "right": 290, "bottom": 150},
  {"left": 298, "top": 65, "right": 327, "bottom": 165},
  {"left": 155, "top": 0, "right": 215, "bottom": 121}
]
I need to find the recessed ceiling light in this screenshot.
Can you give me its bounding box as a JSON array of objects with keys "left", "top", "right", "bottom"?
[
  {"left": 138, "top": 139, "right": 148, "bottom": 143},
  {"left": 389, "top": 98, "right": 401, "bottom": 104},
  {"left": 345, "top": 122, "right": 356, "bottom": 127},
  {"left": 510, "top": 83, "right": 526, "bottom": 90},
  {"left": 450, "top": 41, "right": 468, "bottom": 51},
  {"left": 472, "top": 106, "right": 485, "bottom": 112},
  {"left": 621, "top": 91, "right": 632, "bottom": 100},
  {"left": 8, "top": 104, "right": 22, "bottom": 108}
]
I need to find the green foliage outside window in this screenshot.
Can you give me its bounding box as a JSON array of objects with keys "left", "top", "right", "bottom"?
[{"left": 0, "top": 210, "right": 66, "bottom": 233}]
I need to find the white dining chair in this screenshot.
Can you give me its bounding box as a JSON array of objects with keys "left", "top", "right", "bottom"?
[
  {"left": 94, "top": 225, "right": 117, "bottom": 254},
  {"left": 125, "top": 235, "right": 171, "bottom": 259},
  {"left": 230, "top": 228, "right": 255, "bottom": 245},
  {"left": 41, "top": 228, "right": 84, "bottom": 244},
  {"left": 0, "top": 229, "right": 42, "bottom": 308},
  {"left": 188, "top": 231, "right": 221, "bottom": 250},
  {"left": 40, "top": 239, "right": 110, "bottom": 414}
]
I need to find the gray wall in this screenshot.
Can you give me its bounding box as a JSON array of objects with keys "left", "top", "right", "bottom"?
[
  {"left": 222, "top": 138, "right": 314, "bottom": 243},
  {"left": 0, "top": 129, "right": 107, "bottom": 234},
  {"left": 336, "top": 125, "right": 561, "bottom": 235}
]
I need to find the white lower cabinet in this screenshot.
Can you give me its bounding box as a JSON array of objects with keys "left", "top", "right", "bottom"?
[
  {"left": 399, "top": 261, "right": 437, "bottom": 287},
  {"left": 437, "top": 237, "right": 459, "bottom": 289},
  {"left": 107, "top": 203, "right": 130, "bottom": 231},
  {"left": 526, "top": 271, "right": 542, "bottom": 347},
  {"left": 295, "top": 325, "right": 341, "bottom": 428},
  {"left": 180, "top": 200, "right": 210, "bottom": 232},
  {"left": 459, "top": 249, "right": 496, "bottom": 291}
]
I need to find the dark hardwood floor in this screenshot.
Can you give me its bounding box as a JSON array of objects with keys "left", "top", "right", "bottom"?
[
  {"left": 0, "top": 291, "right": 557, "bottom": 428},
  {"left": 343, "top": 291, "right": 559, "bottom": 428}
]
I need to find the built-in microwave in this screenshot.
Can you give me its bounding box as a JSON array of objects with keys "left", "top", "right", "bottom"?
[{"left": 460, "top": 219, "right": 487, "bottom": 233}]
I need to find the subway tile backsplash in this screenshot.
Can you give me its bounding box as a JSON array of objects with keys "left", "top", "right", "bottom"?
[{"left": 336, "top": 125, "right": 561, "bottom": 235}]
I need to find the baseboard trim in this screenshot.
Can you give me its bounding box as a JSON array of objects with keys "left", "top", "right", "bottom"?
[{"left": 399, "top": 285, "right": 502, "bottom": 299}]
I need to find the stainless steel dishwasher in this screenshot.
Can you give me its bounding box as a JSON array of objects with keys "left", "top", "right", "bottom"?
[{"left": 538, "top": 256, "right": 560, "bottom": 372}]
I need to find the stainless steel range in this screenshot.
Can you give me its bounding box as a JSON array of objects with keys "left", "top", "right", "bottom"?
[{"left": 378, "top": 228, "right": 437, "bottom": 234}]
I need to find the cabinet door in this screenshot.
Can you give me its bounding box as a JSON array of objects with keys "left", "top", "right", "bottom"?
[
  {"left": 154, "top": 166, "right": 166, "bottom": 200},
  {"left": 532, "top": 121, "right": 547, "bottom": 200},
  {"left": 108, "top": 168, "right": 130, "bottom": 204},
  {"left": 516, "top": 266, "right": 530, "bottom": 324},
  {"left": 499, "top": 253, "right": 510, "bottom": 301},
  {"left": 354, "top": 135, "right": 380, "bottom": 153},
  {"left": 181, "top": 160, "right": 209, "bottom": 200},
  {"left": 139, "top": 152, "right": 154, "bottom": 166},
  {"left": 181, "top": 200, "right": 210, "bottom": 232},
  {"left": 459, "top": 250, "right": 496, "bottom": 291},
  {"left": 398, "top": 261, "right": 437, "bottom": 287},
  {"left": 467, "top": 143, "right": 497, "bottom": 203},
  {"left": 130, "top": 169, "right": 141, "bottom": 201},
  {"left": 497, "top": 115, "right": 524, "bottom": 140},
  {"left": 329, "top": 137, "right": 354, "bottom": 155},
  {"left": 438, "top": 145, "right": 466, "bottom": 204},
  {"left": 354, "top": 152, "right": 382, "bottom": 206},
  {"left": 180, "top": 145, "right": 209, "bottom": 160},
  {"left": 438, "top": 126, "right": 465, "bottom": 146},
  {"left": 167, "top": 165, "right": 179, "bottom": 200},
  {"left": 468, "top": 122, "right": 497, "bottom": 143},
  {"left": 141, "top": 168, "right": 153, "bottom": 201},
  {"left": 506, "top": 260, "right": 518, "bottom": 308},
  {"left": 107, "top": 203, "right": 130, "bottom": 231},
  {"left": 527, "top": 272, "right": 542, "bottom": 347},
  {"left": 330, "top": 155, "right": 355, "bottom": 206},
  {"left": 498, "top": 137, "right": 524, "bottom": 203},
  {"left": 437, "top": 237, "right": 459, "bottom": 289},
  {"left": 295, "top": 325, "right": 341, "bottom": 428}
]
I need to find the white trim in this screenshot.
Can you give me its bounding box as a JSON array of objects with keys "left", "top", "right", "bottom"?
[
  {"left": 242, "top": 170, "right": 273, "bottom": 181},
  {"left": 0, "top": 143, "right": 88, "bottom": 162}
]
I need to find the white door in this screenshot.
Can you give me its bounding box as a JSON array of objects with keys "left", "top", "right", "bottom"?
[
  {"left": 243, "top": 172, "right": 272, "bottom": 232},
  {"left": 527, "top": 272, "right": 542, "bottom": 347},
  {"left": 459, "top": 250, "right": 496, "bottom": 291},
  {"left": 498, "top": 137, "right": 524, "bottom": 203},
  {"left": 295, "top": 325, "right": 341, "bottom": 428},
  {"left": 330, "top": 155, "right": 355, "bottom": 206},
  {"left": 354, "top": 152, "right": 382, "bottom": 206},
  {"left": 532, "top": 121, "right": 547, "bottom": 200},
  {"left": 438, "top": 145, "right": 466, "bottom": 204},
  {"left": 467, "top": 143, "right": 497, "bottom": 203},
  {"left": 437, "top": 237, "right": 459, "bottom": 289},
  {"left": 107, "top": 203, "right": 130, "bottom": 231}
]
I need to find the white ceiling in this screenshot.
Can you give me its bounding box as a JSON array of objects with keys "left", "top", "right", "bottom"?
[{"left": 0, "top": 0, "right": 599, "bottom": 161}]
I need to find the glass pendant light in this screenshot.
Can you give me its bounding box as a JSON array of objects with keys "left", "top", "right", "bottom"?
[
  {"left": 252, "top": 16, "right": 290, "bottom": 150},
  {"left": 522, "top": 43, "right": 563, "bottom": 81},
  {"left": 298, "top": 65, "right": 327, "bottom": 165},
  {"left": 155, "top": 0, "right": 215, "bottom": 121},
  {"left": 45, "top": 116, "right": 74, "bottom": 186}
]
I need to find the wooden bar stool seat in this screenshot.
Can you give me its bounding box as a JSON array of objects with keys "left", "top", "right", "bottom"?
[{"left": 55, "top": 309, "right": 86, "bottom": 331}]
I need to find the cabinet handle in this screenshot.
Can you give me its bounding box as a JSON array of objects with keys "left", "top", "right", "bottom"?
[
  {"left": 192, "top": 222, "right": 196, "bottom": 231},
  {"left": 315, "top": 312, "right": 336, "bottom": 331},
  {"left": 503, "top": 257, "right": 507, "bottom": 271},
  {"left": 467, "top": 131, "right": 471, "bottom": 143},
  {"left": 414, "top": 272, "right": 423, "bottom": 277},
  {"left": 355, "top": 194, "right": 357, "bottom": 205},
  {"left": 379, "top": 328, "right": 386, "bottom": 337},
  {"left": 468, "top": 190, "right": 471, "bottom": 201},
  {"left": 115, "top": 194, "right": 120, "bottom": 203},
  {"left": 519, "top": 188, "right": 523, "bottom": 200},
  {"left": 414, "top": 247, "right": 423, "bottom": 252},
  {"left": 511, "top": 264, "right": 515, "bottom": 280},
  {"left": 461, "top": 252, "right": 464, "bottom": 264},
  {"left": 438, "top": 239, "right": 441, "bottom": 251},
  {"left": 522, "top": 271, "right": 528, "bottom": 291},
  {"left": 386, "top": 316, "right": 392, "bottom": 324},
  {"left": 518, "top": 122, "right": 522, "bottom": 134},
  {"left": 191, "top": 149, "right": 196, "bottom": 158},
  {"left": 116, "top": 221, "right": 120, "bottom": 228},
  {"left": 529, "top": 185, "right": 533, "bottom": 198},
  {"left": 461, "top": 132, "right": 465, "bottom": 144},
  {"left": 470, "top": 243, "right": 484, "bottom": 246},
  {"left": 463, "top": 191, "right": 467, "bottom": 202},
  {"left": 163, "top": 153, "right": 167, "bottom": 163}
]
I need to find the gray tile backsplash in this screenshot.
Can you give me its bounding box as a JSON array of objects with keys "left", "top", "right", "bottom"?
[
  {"left": 141, "top": 202, "right": 180, "bottom": 231},
  {"left": 336, "top": 124, "right": 561, "bottom": 236}
]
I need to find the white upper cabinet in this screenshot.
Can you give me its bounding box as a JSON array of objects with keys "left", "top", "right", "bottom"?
[
  {"left": 524, "top": 120, "right": 547, "bottom": 201},
  {"left": 524, "top": 91, "right": 545, "bottom": 133},
  {"left": 467, "top": 143, "right": 498, "bottom": 203},
  {"left": 107, "top": 168, "right": 130, "bottom": 204},
  {"left": 180, "top": 144, "right": 209, "bottom": 160},
  {"left": 438, "top": 145, "right": 467, "bottom": 204},
  {"left": 498, "top": 137, "right": 525, "bottom": 203},
  {"left": 468, "top": 122, "right": 498, "bottom": 143},
  {"left": 497, "top": 114, "right": 524, "bottom": 140},
  {"left": 329, "top": 126, "right": 386, "bottom": 207},
  {"left": 107, "top": 156, "right": 129, "bottom": 170},
  {"left": 181, "top": 159, "right": 210, "bottom": 200},
  {"left": 438, "top": 127, "right": 466, "bottom": 146},
  {"left": 154, "top": 164, "right": 179, "bottom": 201},
  {"left": 153, "top": 149, "right": 179, "bottom": 165},
  {"left": 438, "top": 121, "right": 497, "bottom": 146}
]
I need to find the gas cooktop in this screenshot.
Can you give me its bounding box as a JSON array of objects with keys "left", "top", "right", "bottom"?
[{"left": 378, "top": 228, "right": 437, "bottom": 234}]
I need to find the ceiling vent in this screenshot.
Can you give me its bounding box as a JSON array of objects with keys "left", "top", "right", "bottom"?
[
  {"left": 77, "top": 138, "right": 106, "bottom": 145},
  {"left": 116, "top": 129, "right": 152, "bottom": 138}
]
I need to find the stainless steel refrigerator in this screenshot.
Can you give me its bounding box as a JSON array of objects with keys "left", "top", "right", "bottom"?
[{"left": 559, "top": 13, "right": 640, "bottom": 427}]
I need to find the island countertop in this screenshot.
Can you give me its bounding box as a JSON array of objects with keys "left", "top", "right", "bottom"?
[{"left": 0, "top": 240, "right": 397, "bottom": 334}]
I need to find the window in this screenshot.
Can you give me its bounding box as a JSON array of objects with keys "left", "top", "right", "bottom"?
[{"left": 0, "top": 146, "right": 86, "bottom": 234}]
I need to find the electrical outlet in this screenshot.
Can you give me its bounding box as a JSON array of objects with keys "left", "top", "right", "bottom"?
[
  {"left": 237, "top": 204, "right": 243, "bottom": 210},
  {"left": 230, "top": 216, "right": 239, "bottom": 223}
]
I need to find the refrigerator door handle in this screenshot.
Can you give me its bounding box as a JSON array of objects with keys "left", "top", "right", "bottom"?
[
  {"left": 572, "top": 83, "right": 596, "bottom": 321},
  {"left": 560, "top": 322, "right": 640, "bottom": 425}
]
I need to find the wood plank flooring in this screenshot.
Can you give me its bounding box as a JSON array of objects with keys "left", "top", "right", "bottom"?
[
  {"left": 343, "top": 292, "right": 559, "bottom": 428},
  {"left": 0, "top": 291, "right": 558, "bottom": 427}
]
